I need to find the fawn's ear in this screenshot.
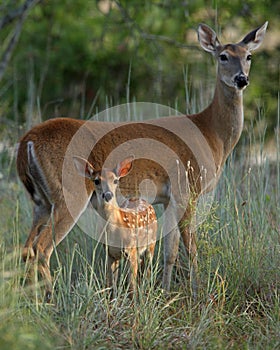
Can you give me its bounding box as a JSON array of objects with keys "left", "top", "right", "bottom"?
[
  {"left": 198, "top": 23, "right": 221, "bottom": 54},
  {"left": 115, "top": 155, "right": 135, "bottom": 178},
  {"left": 239, "top": 21, "right": 268, "bottom": 51},
  {"left": 73, "top": 156, "right": 96, "bottom": 179}
]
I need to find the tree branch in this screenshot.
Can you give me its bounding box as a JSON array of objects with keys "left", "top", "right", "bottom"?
[
  {"left": 140, "top": 32, "right": 198, "bottom": 50},
  {"left": 0, "top": 16, "right": 25, "bottom": 82},
  {"left": 114, "top": 1, "right": 198, "bottom": 51},
  {"left": 0, "top": 0, "right": 41, "bottom": 31},
  {"left": 0, "top": 0, "right": 42, "bottom": 82}
]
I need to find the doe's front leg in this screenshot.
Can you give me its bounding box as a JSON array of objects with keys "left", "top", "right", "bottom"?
[
  {"left": 179, "top": 206, "right": 199, "bottom": 300},
  {"left": 162, "top": 227, "right": 180, "bottom": 291},
  {"left": 162, "top": 201, "right": 180, "bottom": 291}
]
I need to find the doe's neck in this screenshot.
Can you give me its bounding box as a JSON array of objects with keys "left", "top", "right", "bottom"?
[{"left": 208, "top": 77, "right": 244, "bottom": 157}]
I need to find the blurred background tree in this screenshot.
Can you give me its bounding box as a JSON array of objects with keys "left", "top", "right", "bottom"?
[{"left": 0, "top": 0, "right": 279, "bottom": 135}]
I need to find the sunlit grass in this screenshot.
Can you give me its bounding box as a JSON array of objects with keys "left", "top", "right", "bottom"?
[{"left": 0, "top": 106, "right": 279, "bottom": 349}]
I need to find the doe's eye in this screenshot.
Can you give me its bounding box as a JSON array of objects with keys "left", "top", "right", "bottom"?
[
  {"left": 246, "top": 54, "right": 252, "bottom": 61},
  {"left": 113, "top": 179, "right": 119, "bottom": 185},
  {"left": 94, "top": 178, "right": 100, "bottom": 186},
  {"left": 219, "top": 54, "right": 228, "bottom": 62}
]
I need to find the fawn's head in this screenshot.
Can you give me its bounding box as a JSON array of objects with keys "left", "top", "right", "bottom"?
[
  {"left": 73, "top": 156, "right": 135, "bottom": 204},
  {"left": 198, "top": 22, "right": 268, "bottom": 90}
]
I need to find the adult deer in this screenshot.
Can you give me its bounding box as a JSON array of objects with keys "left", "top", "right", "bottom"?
[
  {"left": 17, "top": 22, "right": 268, "bottom": 301},
  {"left": 73, "top": 155, "right": 157, "bottom": 294}
]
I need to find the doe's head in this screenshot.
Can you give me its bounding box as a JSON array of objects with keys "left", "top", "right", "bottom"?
[{"left": 197, "top": 22, "right": 268, "bottom": 90}]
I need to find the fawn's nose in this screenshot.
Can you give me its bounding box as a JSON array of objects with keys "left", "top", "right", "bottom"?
[
  {"left": 234, "top": 73, "right": 249, "bottom": 89},
  {"left": 103, "top": 191, "right": 113, "bottom": 202}
]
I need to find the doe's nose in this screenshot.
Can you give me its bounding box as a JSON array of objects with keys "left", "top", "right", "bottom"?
[
  {"left": 234, "top": 73, "right": 249, "bottom": 89},
  {"left": 103, "top": 191, "right": 113, "bottom": 202}
]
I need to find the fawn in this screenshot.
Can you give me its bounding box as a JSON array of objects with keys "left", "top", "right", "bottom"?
[{"left": 73, "top": 155, "right": 157, "bottom": 294}]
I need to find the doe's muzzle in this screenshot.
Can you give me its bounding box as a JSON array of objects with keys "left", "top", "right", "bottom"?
[{"left": 234, "top": 73, "right": 249, "bottom": 89}]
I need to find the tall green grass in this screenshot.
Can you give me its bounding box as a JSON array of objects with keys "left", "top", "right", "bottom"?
[{"left": 0, "top": 113, "right": 279, "bottom": 349}]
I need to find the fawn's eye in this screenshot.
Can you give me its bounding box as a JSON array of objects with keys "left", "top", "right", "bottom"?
[
  {"left": 246, "top": 54, "right": 252, "bottom": 61},
  {"left": 94, "top": 178, "right": 100, "bottom": 186},
  {"left": 113, "top": 179, "right": 119, "bottom": 185},
  {"left": 219, "top": 54, "right": 228, "bottom": 62}
]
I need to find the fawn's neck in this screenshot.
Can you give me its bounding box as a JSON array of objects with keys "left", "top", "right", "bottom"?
[{"left": 98, "top": 199, "right": 122, "bottom": 225}]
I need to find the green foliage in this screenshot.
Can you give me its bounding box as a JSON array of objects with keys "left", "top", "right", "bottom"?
[{"left": 0, "top": 0, "right": 278, "bottom": 129}]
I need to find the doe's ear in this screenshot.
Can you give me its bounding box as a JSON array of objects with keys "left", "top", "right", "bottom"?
[
  {"left": 198, "top": 23, "right": 221, "bottom": 54},
  {"left": 239, "top": 21, "right": 268, "bottom": 51},
  {"left": 73, "top": 156, "right": 96, "bottom": 179},
  {"left": 115, "top": 155, "right": 135, "bottom": 178}
]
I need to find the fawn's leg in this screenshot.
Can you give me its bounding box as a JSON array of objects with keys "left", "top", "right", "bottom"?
[
  {"left": 106, "top": 254, "right": 119, "bottom": 293},
  {"left": 145, "top": 243, "right": 156, "bottom": 280},
  {"left": 128, "top": 247, "right": 138, "bottom": 295}
]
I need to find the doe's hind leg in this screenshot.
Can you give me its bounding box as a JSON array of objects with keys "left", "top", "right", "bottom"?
[
  {"left": 22, "top": 201, "right": 52, "bottom": 295},
  {"left": 24, "top": 201, "right": 78, "bottom": 302}
]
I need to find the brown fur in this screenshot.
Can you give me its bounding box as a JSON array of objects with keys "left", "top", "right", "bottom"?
[{"left": 17, "top": 23, "right": 267, "bottom": 301}]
